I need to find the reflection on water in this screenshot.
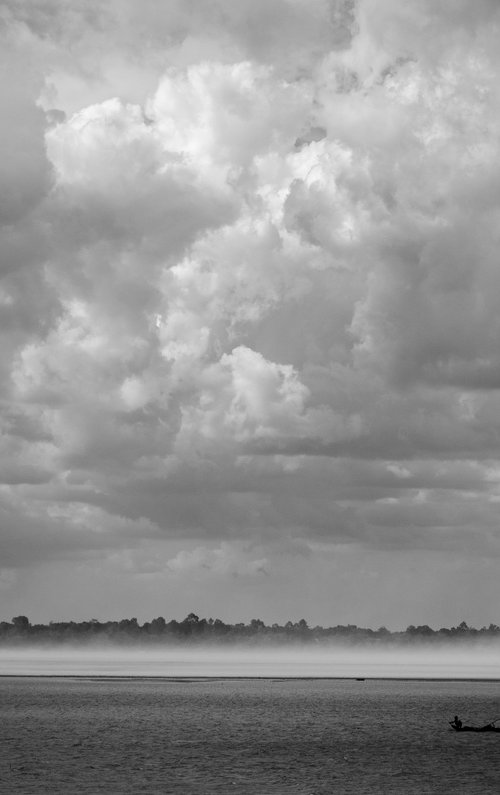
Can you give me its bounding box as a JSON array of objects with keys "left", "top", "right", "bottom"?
[{"left": 0, "top": 645, "right": 499, "bottom": 678}]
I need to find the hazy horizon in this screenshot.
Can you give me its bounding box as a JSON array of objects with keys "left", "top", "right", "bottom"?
[{"left": 2, "top": 644, "right": 500, "bottom": 680}]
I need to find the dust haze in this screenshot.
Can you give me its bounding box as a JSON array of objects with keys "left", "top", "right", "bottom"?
[{"left": 1, "top": 644, "right": 499, "bottom": 679}]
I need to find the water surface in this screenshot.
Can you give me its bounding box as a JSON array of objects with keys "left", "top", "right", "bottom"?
[{"left": 2, "top": 677, "right": 500, "bottom": 793}]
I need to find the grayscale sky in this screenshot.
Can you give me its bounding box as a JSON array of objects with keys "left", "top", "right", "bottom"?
[{"left": 2, "top": 0, "right": 500, "bottom": 628}]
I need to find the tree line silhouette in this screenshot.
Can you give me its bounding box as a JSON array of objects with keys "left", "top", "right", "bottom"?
[{"left": 1, "top": 614, "right": 499, "bottom": 645}]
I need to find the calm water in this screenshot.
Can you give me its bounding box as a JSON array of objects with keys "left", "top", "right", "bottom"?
[{"left": 2, "top": 677, "right": 500, "bottom": 794}]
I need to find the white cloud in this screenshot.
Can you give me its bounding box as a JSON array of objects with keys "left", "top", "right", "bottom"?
[{"left": 150, "top": 61, "right": 311, "bottom": 167}]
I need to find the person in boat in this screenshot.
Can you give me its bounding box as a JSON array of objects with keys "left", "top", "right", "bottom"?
[{"left": 450, "top": 715, "right": 462, "bottom": 730}]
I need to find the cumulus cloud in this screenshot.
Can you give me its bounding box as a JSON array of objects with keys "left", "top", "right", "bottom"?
[{"left": 2, "top": 0, "right": 500, "bottom": 626}]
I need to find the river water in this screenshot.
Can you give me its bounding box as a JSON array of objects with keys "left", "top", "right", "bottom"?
[{"left": 2, "top": 676, "right": 500, "bottom": 794}]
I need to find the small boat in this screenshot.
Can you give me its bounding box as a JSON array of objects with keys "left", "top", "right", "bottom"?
[{"left": 450, "top": 722, "right": 500, "bottom": 733}]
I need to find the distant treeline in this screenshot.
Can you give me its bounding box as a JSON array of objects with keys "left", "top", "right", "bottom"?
[{"left": 1, "top": 614, "right": 499, "bottom": 645}]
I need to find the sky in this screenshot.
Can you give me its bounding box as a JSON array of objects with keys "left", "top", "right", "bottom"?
[{"left": 2, "top": 0, "right": 500, "bottom": 629}]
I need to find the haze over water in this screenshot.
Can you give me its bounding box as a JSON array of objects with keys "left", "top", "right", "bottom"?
[{"left": 2, "top": 644, "right": 499, "bottom": 679}]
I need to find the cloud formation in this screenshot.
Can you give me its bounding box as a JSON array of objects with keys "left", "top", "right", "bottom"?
[{"left": 2, "top": 0, "right": 500, "bottom": 626}]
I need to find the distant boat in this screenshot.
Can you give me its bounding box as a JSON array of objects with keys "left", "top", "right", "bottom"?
[{"left": 450, "top": 722, "right": 500, "bottom": 733}]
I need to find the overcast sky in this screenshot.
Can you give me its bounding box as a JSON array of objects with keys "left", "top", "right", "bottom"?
[{"left": 2, "top": 0, "right": 500, "bottom": 629}]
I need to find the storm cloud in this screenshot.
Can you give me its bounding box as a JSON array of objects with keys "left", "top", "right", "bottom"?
[{"left": 2, "top": 0, "right": 500, "bottom": 627}]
